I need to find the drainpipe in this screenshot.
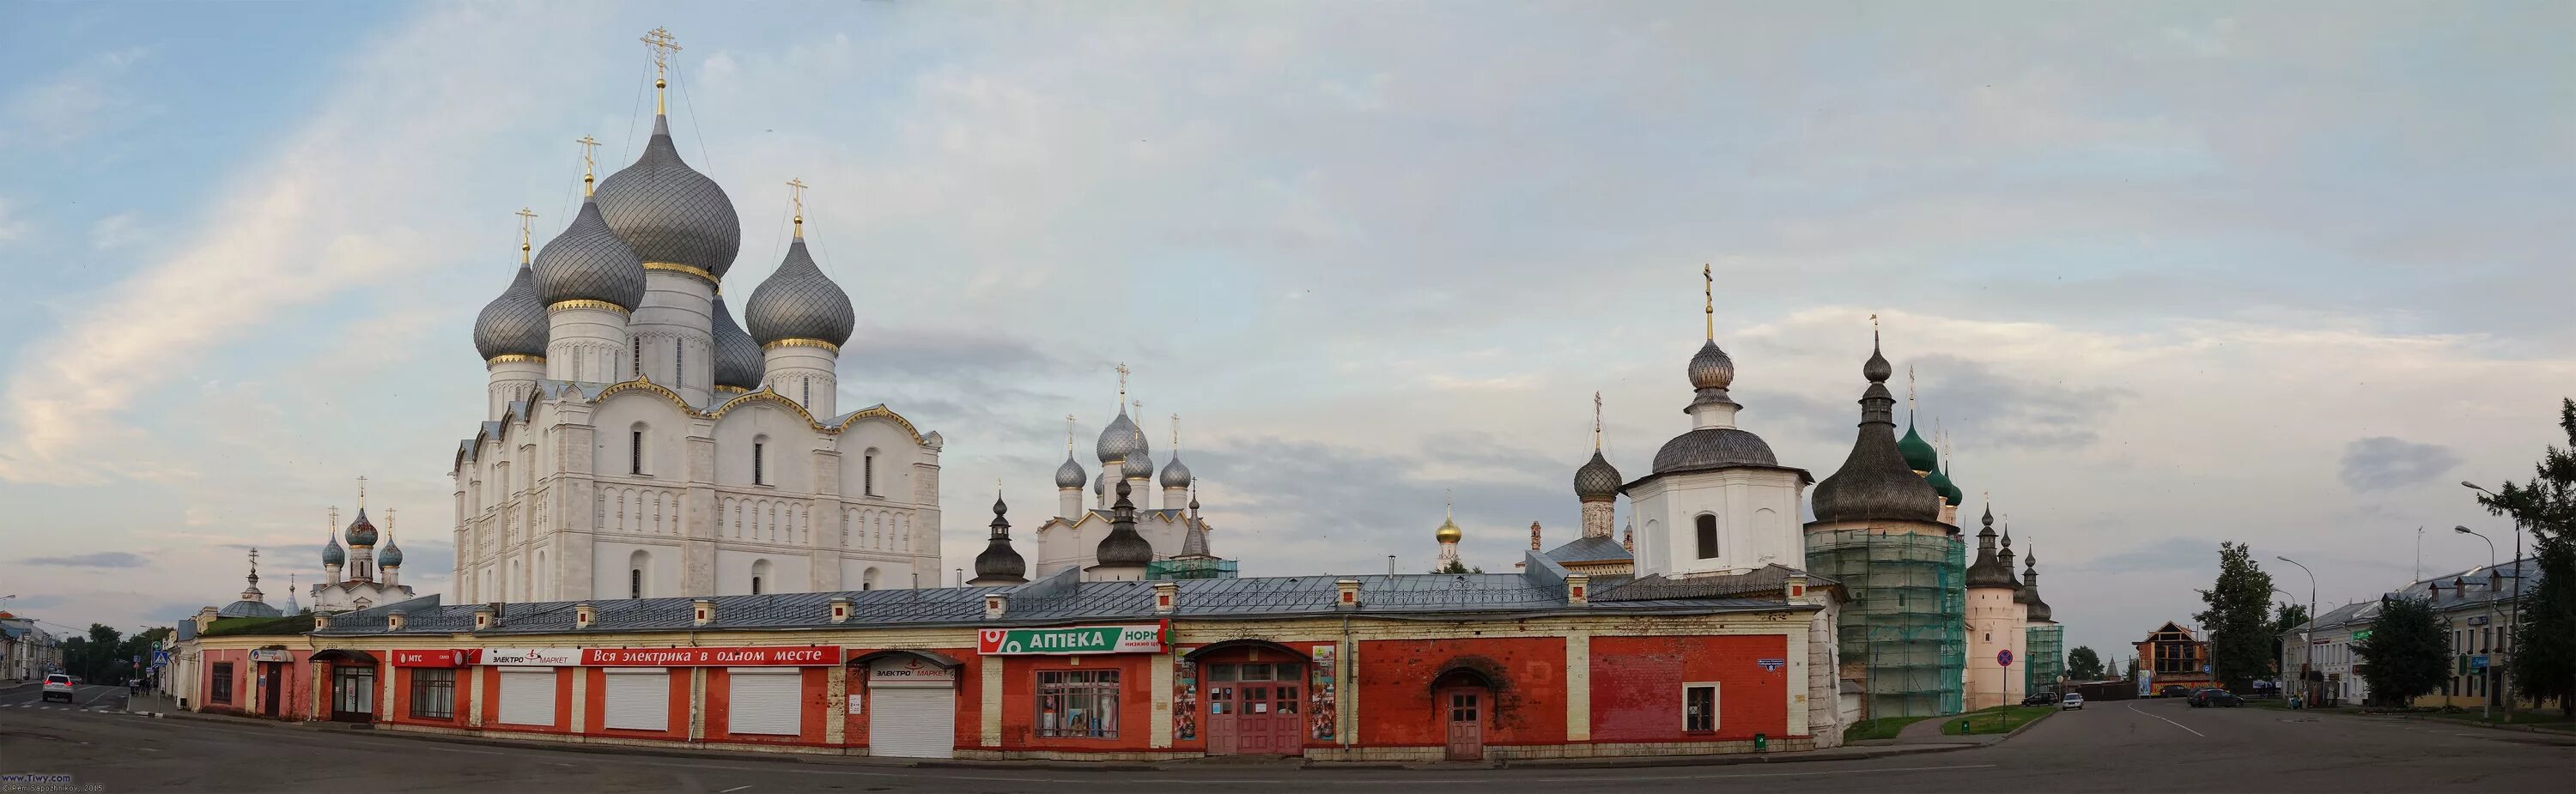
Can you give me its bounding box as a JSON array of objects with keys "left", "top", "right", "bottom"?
[{"left": 1339, "top": 612, "right": 1353, "bottom": 750}]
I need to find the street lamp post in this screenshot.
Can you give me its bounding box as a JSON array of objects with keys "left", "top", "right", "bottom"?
[
  {"left": 2274, "top": 586, "right": 2304, "bottom": 701},
  {"left": 2453, "top": 525, "right": 2497, "bottom": 720},
  {"left": 2464, "top": 481, "right": 2524, "bottom": 718},
  {"left": 2276, "top": 556, "right": 2318, "bottom": 705}
]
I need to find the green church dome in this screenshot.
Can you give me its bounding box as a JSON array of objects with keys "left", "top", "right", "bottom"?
[{"left": 1897, "top": 422, "right": 1938, "bottom": 473}]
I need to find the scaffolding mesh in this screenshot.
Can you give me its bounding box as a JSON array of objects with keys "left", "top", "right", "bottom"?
[
  {"left": 1146, "top": 559, "right": 1238, "bottom": 580},
  {"left": 2025, "top": 624, "right": 2064, "bottom": 695},
  {"left": 1807, "top": 529, "right": 1967, "bottom": 719}
]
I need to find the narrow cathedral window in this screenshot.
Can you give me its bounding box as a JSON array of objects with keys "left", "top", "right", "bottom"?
[
  {"left": 863, "top": 452, "right": 876, "bottom": 496},
  {"left": 675, "top": 339, "right": 684, "bottom": 388},
  {"left": 753, "top": 441, "right": 767, "bottom": 485},
  {"left": 1695, "top": 515, "right": 1718, "bottom": 559},
  {"left": 633, "top": 336, "right": 643, "bottom": 379},
  {"left": 802, "top": 379, "right": 811, "bottom": 405},
  {"left": 629, "top": 568, "right": 641, "bottom": 599},
  {"left": 631, "top": 430, "right": 645, "bottom": 476}
]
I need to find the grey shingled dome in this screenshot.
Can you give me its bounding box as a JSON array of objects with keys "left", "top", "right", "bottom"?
[
  {"left": 1807, "top": 337, "right": 1941, "bottom": 524},
  {"left": 709, "top": 294, "right": 764, "bottom": 391},
  {"left": 1159, "top": 454, "right": 1193, "bottom": 488},
  {"left": 532, "top": 199, "right": 647, "bottom": 310},
  {"left": 471, "top": 264, "right": 549, "bottom": 360},
  {"left": 745, "top": 237, "right": 854, "bottom": 347},
  {"left": 1093, "top": 480, "right": 1155, "bottom": 567},
  {"left": 1054, "top": 453, "right": 1087, "bottom": 489},
  {"left": 1122, "top": 452, "right": 1154, "bottom": 480},
  {"left": 321, "top": 536, "right": 345, "bottom": 567},
  {"left": 1652, "top": 428, "right": 1780, "bottom": 473},
  {"left": 595, "top": 115, "right": 743, "bottom": 279},
  {"left": 378, "top": 536, "right": 404, "bottom": 567},
  {"left": 2017, "top": 549, "right": 2052, "bottom": 622},
  {"left": 1574, "top": 450, "right": 1623, "bottom": 500},
  {"left": 1964, "top": 506, "right": 2019, "bottom": 589},
  {"left": 1688, "top": 339, "right": 1735, "bottom": 391},
  {"left": 974, "top": 494, "right": 1027, "bottom": 583}
]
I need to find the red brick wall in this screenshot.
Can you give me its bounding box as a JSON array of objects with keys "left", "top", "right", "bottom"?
[
  {"left": 997, "top": 654, "right": 1158, "bottom": 752},
  {"left": 198, "top": 649, "right": 313, "bottom": 719},
  {"left": 1588, "top": 634, "right": 1789, "bottom": 742},
  {"left": 1357, "top": 637, "right": 1567, "bottom": 747}
]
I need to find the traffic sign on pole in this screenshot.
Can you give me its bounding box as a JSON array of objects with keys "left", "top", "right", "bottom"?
[{"left": 1999, "top": 649, "right": 2014, "bottom": 668}]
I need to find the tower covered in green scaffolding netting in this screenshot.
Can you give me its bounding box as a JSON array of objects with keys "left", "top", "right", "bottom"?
[
  {"left": 1803, "top": 329, "right": 1968, "bottom": 720},
  {"left": 2020, "top": 542, "right": 2063, "bottom": 694}
]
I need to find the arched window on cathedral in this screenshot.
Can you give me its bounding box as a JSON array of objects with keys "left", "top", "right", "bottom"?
[
  {"left": 630, "top": 423, "right": 647, "bottom": 476},
  {"left": 629, "top": 549, "right": 651, "bottom": 599},
  {"left": 860, "top": 567, "right": 879, "bottom": 591},
  {"left": 752, "top": 436, "right": 768, "bottom": 486},
  {"left": 1695, "top": 514, "right": 1719, "bottom": 560},
  {"left": 750, "top": 559, "right": 772, "bottom": 596},
  {"left": 863, "top": 449, "right": 878, "bottom": 497}
]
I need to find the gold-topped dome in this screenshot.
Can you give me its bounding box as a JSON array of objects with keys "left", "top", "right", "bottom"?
[{"left": 1436, "top": 516, "right": 1462, "bottom": 543}]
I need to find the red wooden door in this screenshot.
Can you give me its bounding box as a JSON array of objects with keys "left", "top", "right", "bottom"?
[
  {"left": 1207, "top": 680, "right": 1239, "bottom": 755},
  {"left": 1204, "top": 661, "right": 1307, "bottom": 756},
  {"left": 1443, "top": 688, "right": 1484, "bottom": 761}
]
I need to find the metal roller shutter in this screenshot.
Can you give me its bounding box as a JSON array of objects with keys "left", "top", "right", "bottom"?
[
  {"left": 867, "top": 686, "right": 957, "bottom": 758},
  {"left": 602, "top": 670, "right": 669, "bottom": 731},
  {"left": 726, "top": 670, "right": 802, "bottom": 736},
  {"left": 497, "top": 669, "right": 556, "bottom": 726}
]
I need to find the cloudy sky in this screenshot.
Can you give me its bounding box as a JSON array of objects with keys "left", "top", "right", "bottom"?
[{"left": 2, "top": 1, "right": 2569, "bottom": 661}]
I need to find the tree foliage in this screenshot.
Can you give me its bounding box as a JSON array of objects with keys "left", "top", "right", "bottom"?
[
  {"left": 2271, "top": 602, "right": 2310, "bottom": 677},
  {"left": 2194, "top": 542, "right": 2276, "bottom": 689},
  {"left": 1431, "top": 560, "right": 1483, "bottom": 574},
  {"left": 2474, "top": 397, "right": 2576, "bottom": 716},
  {"left": 2065, "top": 646, "right": 2106, "bottom": 681},
  {"left": 2354, "top": 595, "right": 2449, "bottom": 706},
  {"left": 52, "top": 624, "right": 172, "bottom": 684}
]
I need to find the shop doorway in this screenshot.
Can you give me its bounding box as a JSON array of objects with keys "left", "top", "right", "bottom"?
[
  {"left": 1206, "top": 661, "right": 1304, "bottom": 755},
  {"left": 259, "top": 663, "right": 283, "bottom": 717},
  {"left": 1430, "top": 664, "right": 1496, "bottom": 761},
  {"left": 331, "top": 665, "right": 375, "bottom": 723},
  {"left": 854, "top": 652, "right": 962, "bottom": 760}
]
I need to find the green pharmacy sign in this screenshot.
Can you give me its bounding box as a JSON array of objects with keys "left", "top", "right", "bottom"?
[{"left": 977, "top": 623, "right": 1166, "bottom": 656}]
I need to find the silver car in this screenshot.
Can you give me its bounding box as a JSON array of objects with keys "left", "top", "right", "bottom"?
[{"left": 2060, "top": 693, "right": 2085, "bottom": 710}]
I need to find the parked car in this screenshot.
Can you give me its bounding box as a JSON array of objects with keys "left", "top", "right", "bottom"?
[
  {"left": 2021, "top": 691, "right": 2059, "bottom": 706},
  {"left": 2061, "top": 693, "right": 2086, "bottom": 710},
  {"left": 2189, "top": 688, "right": 2244, "bottom": 708},
  {"left": 40, "top": 674, "right": 76, "bottom": 703},
  {"left": 2161, "top": 684, "right": 2193, "bottom": 698}
]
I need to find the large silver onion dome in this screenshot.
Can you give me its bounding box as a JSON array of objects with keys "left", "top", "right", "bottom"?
[
  {"left": 343, "top": 508, "right": 380, "bottom": 547},
  {"left": 744, "top": 237, "right": 854, "bottom": 347},
  {"left": 1573, "top": 450, "right": 1622, "bottom": 500},
  {"left": 1158, "top": 455, "right": 1193, "bottom": 488},
  {"left": 471, "top": 264, "right": 549, "bottom": 360},
  {"left": 1096, "top": 409, "right": 1145, "bottom": 464},
  {"left": 532, "top": 200, "right": 647, "bottom": 309},
  {"left": 321, "top": 536, "right": 345, "bottom": 567},
  {"left": 594, "top": 116, "right": 743, "bottom": 279},
  {"left": 709, "top": 294, "right": 764, "bottom": 391},
  {"left": 1121, "top": 452, "right": 1154, "bottom": 480},
  {"left": 1054, "top": 454, "right": 1087, "bottom": 489}
]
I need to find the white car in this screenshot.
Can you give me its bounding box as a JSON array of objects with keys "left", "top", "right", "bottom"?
[
  {"left": 2060, "top": 693, "right": 2085, "bottom": 710},
  {"left": 40, "top": 674, "right": 76, "bottom": 703}
]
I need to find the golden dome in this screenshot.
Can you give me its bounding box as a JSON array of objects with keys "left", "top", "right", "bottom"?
[{"left": 1436, "top": 516, "right": 1463, "bottom": 543}]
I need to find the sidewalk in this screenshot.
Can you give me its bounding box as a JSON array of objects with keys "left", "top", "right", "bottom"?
[{"left": 145, "top": 706, "right": 1995, "bottom": 772}]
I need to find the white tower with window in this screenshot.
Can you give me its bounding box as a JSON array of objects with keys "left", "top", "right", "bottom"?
[{"left": 1621, "top": 273, "right": 1811, "bottom": 579}]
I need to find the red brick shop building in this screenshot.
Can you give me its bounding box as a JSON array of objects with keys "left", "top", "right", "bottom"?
[{"left": 187, "top": 555, "right": 1840, "bottom": 761}]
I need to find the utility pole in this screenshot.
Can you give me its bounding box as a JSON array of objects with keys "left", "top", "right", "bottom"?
[{"left": 2464, "top": 482, "right": 2524, "bottom": 720}]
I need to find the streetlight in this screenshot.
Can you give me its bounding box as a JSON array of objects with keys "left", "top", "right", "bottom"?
[
  {"left": 2464, "top": 481, "right": 2526, "bottom": 718},
  {"left": 2276, "top": 556, "right": 2318, "bottom": 705},
  {"left": 2453, "top": 526, "right": 2497, "bottom": 720}
]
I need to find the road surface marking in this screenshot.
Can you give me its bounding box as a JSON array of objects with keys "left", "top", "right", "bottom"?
[
  {"left": 2127, "top": 701, "right": 2205, "bottom": 737},
  {"left": 720, "top": 786, "right": 753, "bottom": 793}
]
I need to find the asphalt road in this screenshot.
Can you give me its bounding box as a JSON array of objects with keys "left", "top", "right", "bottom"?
[{"left": 0, "top": 695, "right": 2567, "bottom": 792}]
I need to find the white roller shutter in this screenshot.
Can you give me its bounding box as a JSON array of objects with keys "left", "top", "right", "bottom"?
[
  {"left": 497, "top": 669, "right": 557, "bottom": 726},
  {"left": 726, "top": 670, "right": 802, "bottom": 736},
  {"left": 601, "top": 670, "right": 669, "bottom": 731},
  {"left": 867, "top": 686, "right": 957, "bottom": 759}
]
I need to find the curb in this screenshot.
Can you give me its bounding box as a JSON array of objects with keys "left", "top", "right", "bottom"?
[
  {"left": 2342, "top": 712, "right": 2576, "bottom": 741},
  {"left": 1498, "top": 742, "right": 1981, "bottom": 769}
]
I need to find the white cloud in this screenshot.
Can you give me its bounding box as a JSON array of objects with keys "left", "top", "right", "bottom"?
[
  {"left": 0, "top": 197, "right": 27, "bottom": 245},
  {"left": 0, "top": 47, "right": 155, "bottom": 148},
  {"left": 89, "top": 213, "right": 140, "bottom": 250}
]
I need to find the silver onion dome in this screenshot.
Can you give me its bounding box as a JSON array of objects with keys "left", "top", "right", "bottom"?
[
  {"left": 378, "top": 537, "right": 404, "bottom": 567},
  {"left": 1573, "top": 450, "right": 1622, "bottom": 500},
  {"left": 471, "top": 264, "right": 549, "bottom": 360},
  {"left": 709, "top": 294, "right": 764, "bottom": 391},
  {"left": 1688, "top": 339, "right": 1735, "bottom": 391},
  {"left": 1121, "top": 452, "right": 1153, "bottom": 480},
  {"left": 322, "top": 536, "right": 345, "bottom": 567},
  {"left": 744, "top": 237, "right": 854, "bottom": 347},
  {"left": 1054, "top": 454, "right": 1087, "bottom": 489},
  {"left": 1159, "top": 454, "right": 1193, "bottom": 488},
  {"left": 1096, "top": 409, "right": 1145, "bottom": 464},
  {"left": 594, "top": 115, "right": 743, "bottom": 279},
  {"left": 532, "top": 199, "right": 647, "bottom": 309}
]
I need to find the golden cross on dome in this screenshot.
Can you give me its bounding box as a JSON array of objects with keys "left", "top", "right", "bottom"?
[
  {"left": 1065, "top": 414, "right": 1077, "bottom": 452},
  {"left": 786, "top": 178, "right": 809, "bottom": 238},
  {"left": 1702, "top": 264, "right": 1714, "bottom": 339},
  {"left": 356, "top": 476, "right": 368, "bottom": 507},
  {"left": 514, "top": 207, "right": 537, "bottom": 264},
  {"left": 1115, "top": 363, "right": 1129, "bottom": 405},
  {"left": 641, "top": 27, "right": 682, "bottom": 114},
  {"left": 574, "top": 135, "right": 601, "bottom": 196}
]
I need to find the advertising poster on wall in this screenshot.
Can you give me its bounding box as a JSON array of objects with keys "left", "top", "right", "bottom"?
[
  {"left": 1172, "top": 658, "right": 1199, "bottom": 742},
  {"left": 1309, "top": 644, "right": 1336, "bottom": 741}
]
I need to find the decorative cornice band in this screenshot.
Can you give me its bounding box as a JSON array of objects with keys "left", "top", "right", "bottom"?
[
  {"left": 762, "top": 337, "right": 841, "bottom": 354},
  {"left": 484, "top": 355, "right": 548, "bottom": 366},
  {"left": 713, "top": 385, "right": 751, "bottom": 395},
  {"left": 546, "top": 299, "right": 630, "bottom": 315},
  {"left": 641, "top": 261, "right": 717, "bottom": 284}
]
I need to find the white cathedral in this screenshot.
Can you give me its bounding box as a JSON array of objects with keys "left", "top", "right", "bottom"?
[{"left": 446, "top": 52, "right": 942, "bottom": 603}]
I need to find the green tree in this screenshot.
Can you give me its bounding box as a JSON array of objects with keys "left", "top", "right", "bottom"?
[
  {"left": 2065, "top": 646, "right": 2106, "bottom": 680},
  {"left": 2473, "top": 397, "right": 2576, "bottom": 717},
  {"left": 2194, "top": 542, "right": 2276, "bottom": 689},
  {"left": 1431, "top": 560, "right": 1483, "bottom": 574},
  {"left": 2354, "top": 595, "right": 2449, "bottom": 706}
]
